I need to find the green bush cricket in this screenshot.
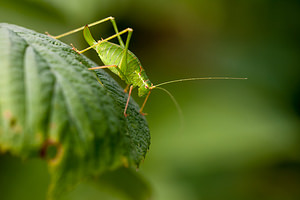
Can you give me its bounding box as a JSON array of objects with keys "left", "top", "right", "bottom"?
[{"left": 47, "top": 17, "right": 246, "bottom": 117}]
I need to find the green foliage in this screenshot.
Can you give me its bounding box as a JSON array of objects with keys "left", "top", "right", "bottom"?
[
  {"left": 0, "top": 23, "right": 151, "bottom": 200},
  {"left": 92, "top": 167, "right": 151, "bottom": 200}
]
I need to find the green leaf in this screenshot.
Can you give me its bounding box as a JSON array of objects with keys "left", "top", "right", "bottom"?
[{"left": 0, "top": 23, "right": 151, "bottom": 199}]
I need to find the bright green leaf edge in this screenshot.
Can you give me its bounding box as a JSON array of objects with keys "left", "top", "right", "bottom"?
[{"left": 0, "top": 23, "right": 150, "bottom": 199}]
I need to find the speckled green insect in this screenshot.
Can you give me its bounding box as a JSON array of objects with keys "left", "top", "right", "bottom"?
[{"left": 48, "top": 17, "right": 246, "bottom": 117}]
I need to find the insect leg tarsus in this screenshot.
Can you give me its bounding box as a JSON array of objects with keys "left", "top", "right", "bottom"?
[
  {"left": 124, "top": 84, "right": 130, "bottom": 93},
  {"left": 124, "top": 85, "right": 134, "bottom": 117},
  {"left": 45, "top": 32, "right": 55, "bottom": 38},
  {"left": 70, "top": 43, "right": 80, "bottom": 54}
]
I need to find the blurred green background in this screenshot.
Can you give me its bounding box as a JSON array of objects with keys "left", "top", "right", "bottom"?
[{"left": 1, "top": 0, "right": 300, "bottom": 199}]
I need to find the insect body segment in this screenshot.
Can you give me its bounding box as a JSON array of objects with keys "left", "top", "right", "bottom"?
[
  {"left": 48, "top": 16, "right": 247, "bottom": 117},
  {"left": 83, "top": 26, "right": 152, "bottom": 98}
]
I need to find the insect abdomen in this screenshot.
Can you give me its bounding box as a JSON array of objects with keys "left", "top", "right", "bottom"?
[{"left": 96, "top": 41, "right": 149, "bottom": 87}]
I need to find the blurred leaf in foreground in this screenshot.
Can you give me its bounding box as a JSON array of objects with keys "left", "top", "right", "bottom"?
[{"left": 0, "top": 23, "right": 151, "bottom": 200}]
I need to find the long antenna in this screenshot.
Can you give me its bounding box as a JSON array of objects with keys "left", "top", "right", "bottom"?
[
  {"left": 154, "top": 77, "right": 247, "bottom": 87},
  {"left": 155, "top": 87, "right": 184, "bottom": 128}
]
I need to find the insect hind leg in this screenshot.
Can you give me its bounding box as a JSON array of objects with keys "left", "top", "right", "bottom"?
[
  {"left": 47, "top": 16, "right": 125, "bottom": 47},
  {"left": 46, "top": 17, "right": 111, "bottom": 39},
  {"left": 79, "top": 28, "right": 133, "bottom": 54},
  {"left": 118, "top": 27, "right": 133, "bottom": 74}
]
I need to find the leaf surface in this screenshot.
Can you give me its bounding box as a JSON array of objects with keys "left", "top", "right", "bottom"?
[{"left": 0, "top": 23, "right": 150, "bottom": 199}]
